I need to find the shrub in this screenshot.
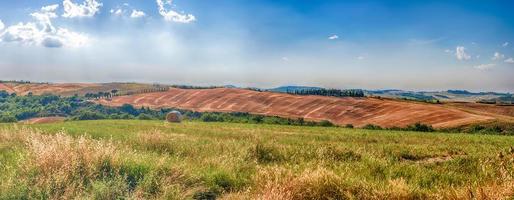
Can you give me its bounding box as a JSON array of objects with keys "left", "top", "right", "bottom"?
[
  {"left": 406, "top": 122, "right": 434, "bottom": 132},
  {"left": 137, "top": 113, "right": 154, "bottom": 120},
  {"left": 319, "top": 120, "right": 334, "bottom": 127},
  {"left": 72, "top": 111, "right": 106, "bottom": 120},
  {"left": 345, "top": 124, "right": 354, "bottom": 128},
  {"left": 469, "top": 124, "right": 485, "bottom": 132},
  {"left": 200, "top": 113, "right": 223, "bottom": 122},
  {"left": 481, "top": 126, "right": 503, "bottom": 134},
  {"left": 363, "top": 124, "right": 383, "bottom": 130},
  {"left": 0, "top": 113, "right": 17, "bottom": 123}
]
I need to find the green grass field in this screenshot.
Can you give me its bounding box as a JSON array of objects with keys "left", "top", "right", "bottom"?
[{"left": 1, "top": 120, "right": 514, "bottom": 199}]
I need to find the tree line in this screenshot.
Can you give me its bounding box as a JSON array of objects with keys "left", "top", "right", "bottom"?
[
  {"left": 84, "top": 87, "right": 169, "bottom": 99},
  {"left": 288, "top": 88, "right": 365, "bottom": 97}
]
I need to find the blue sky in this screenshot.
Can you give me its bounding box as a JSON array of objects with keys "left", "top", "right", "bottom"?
[{"left": 0, "top": 0, "right": 513, "bottom": 92}]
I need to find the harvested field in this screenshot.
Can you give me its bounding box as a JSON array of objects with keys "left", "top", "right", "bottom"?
[
  {"left": 446, "top": 102, "right": 514, "bottom": 118},
  {"left": 97, "top": 88, "right": 493, "bottom": 128},
  {"left": 0, "top": 83, "right": 99, "bottom": 95},
  {"left": 0, "top": 82, "right": 162, "bottom": 96}
]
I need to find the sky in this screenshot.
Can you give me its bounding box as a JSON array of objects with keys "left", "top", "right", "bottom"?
[{"left": 0, "top": 0, "right": 513, "bottom": 92}]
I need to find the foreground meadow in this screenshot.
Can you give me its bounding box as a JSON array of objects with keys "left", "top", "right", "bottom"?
[{"left": 1, "top": 120, "right": 514, "bottom": 199}]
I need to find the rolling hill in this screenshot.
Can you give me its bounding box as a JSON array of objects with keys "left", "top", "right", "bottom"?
[
  {"left": 3, "top": 82, "right": 512, "bottom": 128},
  {"left": 96, "top": 88, "right": 493, "bottom": 128}
]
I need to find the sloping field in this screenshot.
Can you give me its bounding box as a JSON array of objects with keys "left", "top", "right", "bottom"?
[
  {"left": 97, "top": 88, "right": 492, "bottom": 128},
  {"left": 446, "top": 102, "right": 514, "bottom": 118},
  {"left": 0, "top": 82, "right": 159, "bottom": 96},
  {"left": 0, "top": 82, "right": 99, "bottom": 95}
]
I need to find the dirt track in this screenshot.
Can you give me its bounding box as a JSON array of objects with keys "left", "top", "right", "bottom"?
[{"left": 97, "top": 88, "right": 493, "bottom": 128}]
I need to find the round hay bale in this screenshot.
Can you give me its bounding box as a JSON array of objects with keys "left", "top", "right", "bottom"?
[{"left": 166, "top": 111, "right": 183, "bottom": 123}]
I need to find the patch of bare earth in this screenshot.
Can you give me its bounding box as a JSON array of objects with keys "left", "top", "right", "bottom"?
[{"left": 21, "top": 117, "right": 66, "bottom": 124}]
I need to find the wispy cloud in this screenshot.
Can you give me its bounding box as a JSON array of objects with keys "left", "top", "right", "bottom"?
[
  {"left": 328, "top": 35, "right": 339, "bottom": 40},
  {"left": 156, "top": 0, "right": 196, "bottom": 23},
  {"left": 130, "top": 10, "right": 146, "bottom": 18},
  {"left": 62, "top": 0, "right": 103, "bottom": 18},
  {"left": 502, "top": 42, "right": 509, "bottom": 47},
  {"left": 505, "top": 58, "right": 514, "bottom": 63},
  {"left": 492, "top": 52, "right": 505, "bottom": 61},
  {"left": 455, "top": 46, "right": 470, "bottom": 60},
  {"left": 0, "top": 19, "right": 4, "bottom": 30},
  {"left": 110, "top": 8, "right": 122, "bottom": 16}
]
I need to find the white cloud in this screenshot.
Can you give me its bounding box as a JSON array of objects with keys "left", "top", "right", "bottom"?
[
  {"left": 357, "top": 56, "right": 365, "bottom": 60},
  {"left": 110, "top": 8, "right": 123, "bottom": 16},
  {"left": 473, "top": 63, "right": 495, "bottom": 71},
  {"left": 0, "top": 19, "right": 4, "bottom": 31},
  {"left": 455, "top": 46, "right": 470, "bottom": 60},
  {"left": 30, "top": 4, "right": 59, "bottom": 33},
  {"left": 130, "top": 10, "right": 146, "bottom": 18},
  {"left": 328, "top": 35, "right": 339, "bottom": 40},
  {"left": 156, "top": 0, "right": 196, "bottom": 23},
  {"left": 502, "top": 42, "right": 509, "bottom": 47},
  {"left": 42, "top": 4, "right": 60, "bottom": 13},
  {"left": 444, "top": 49, "right": 453, "bottom": 54},
  {"left": 505, "top": 58, "right": 514, "bottom": 63},
  {"left": 281, "top": 57, "right": 289, "bottom": 62},
  {"left": 492, "top": 52, "right": 505, "bottom": 61},
  {"left": 62, "top": 0, "right": 103, "bottom": 18},
  {"left": 0, "top": 4, "right": 89, "bottom": 48}
]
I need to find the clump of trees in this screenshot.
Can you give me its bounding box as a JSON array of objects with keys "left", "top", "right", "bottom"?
[
  {"left": 288, "top": 88, "right": 365, "bottom": 97},
  {"left": 362, "top": 122, "right": 434, "bottom": 132},
  {"left": 192, "top": 112, "right": 335, "bottom": 127}
]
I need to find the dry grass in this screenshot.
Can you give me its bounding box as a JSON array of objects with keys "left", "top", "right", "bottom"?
[
  {"left": 0, "top": 127, "right": 197, "bottom": 199},
  {"left": 2, "top": 121, "right": 514, "bottom": 199}
]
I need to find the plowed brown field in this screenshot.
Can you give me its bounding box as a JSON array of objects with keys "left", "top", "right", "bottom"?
[
  {"left": 445, "top": 102, "right": 514, "bottom": 118},
  {"left": 97, "top": 88, "right": 493, "bottom": 128},
  {"left": 0, "top": 83, "right": 99, "bottom": 95}
]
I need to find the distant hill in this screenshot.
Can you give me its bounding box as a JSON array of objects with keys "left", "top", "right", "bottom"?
[
  {"left": 367, "top": 90, "right": 437, "bottom": 102},
  {"left": 267, "top": 86, "right": 323, "bottom": 93},
  {"left": 447, "top": 90, "right": 507, "bottom": 96},
  {"left": 1, "top": 81, "right": 511, "bottom": 103},
  {"left": 368, "top": 89, "right": 511, "bottom": 103},
  {"left": 478, "top": 94, "right": 514, "bottom": 104}
]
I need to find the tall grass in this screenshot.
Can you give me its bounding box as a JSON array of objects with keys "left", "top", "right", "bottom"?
[
  {"left": 0, "top": 127, "right": 197, "bottom": 199},
  {"left": 1, "top": 121, "right": 514, "bottom": 199}
]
